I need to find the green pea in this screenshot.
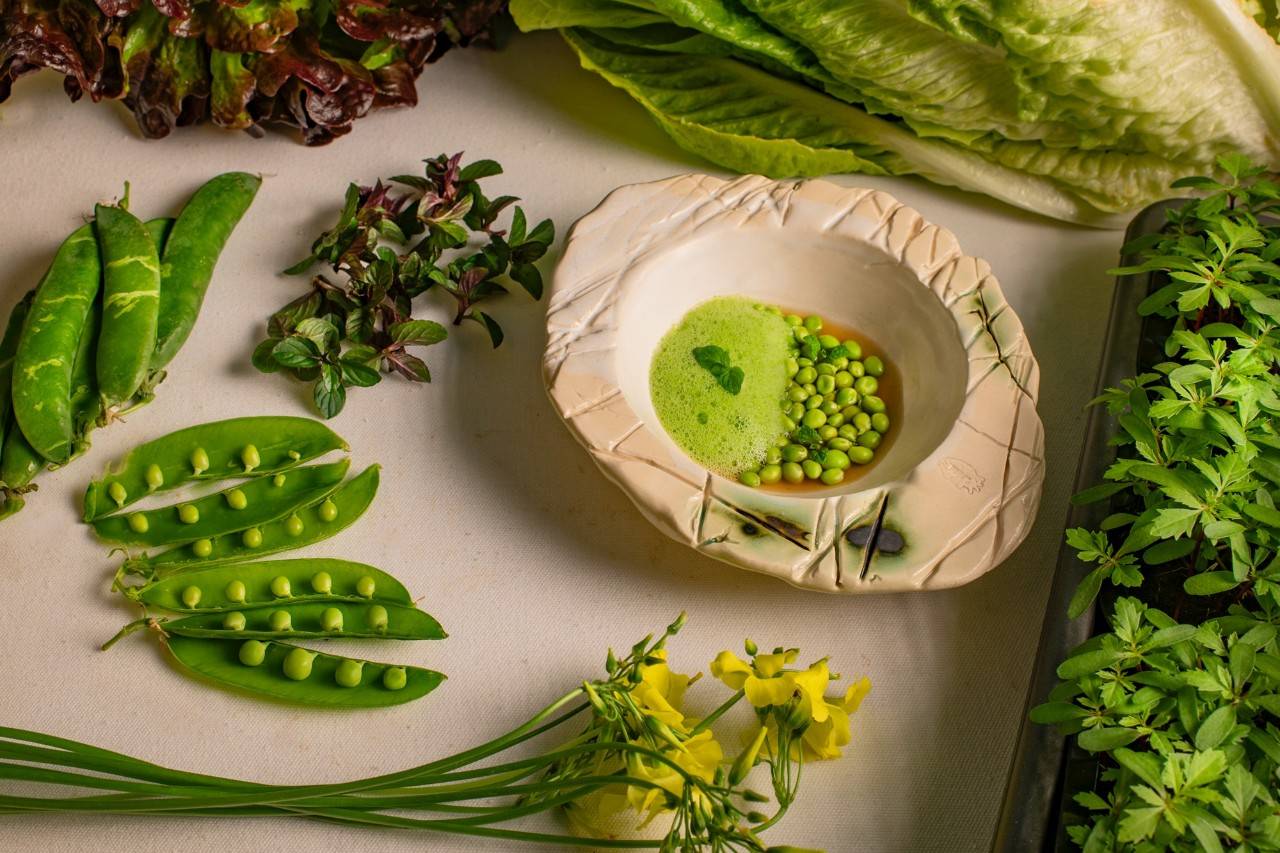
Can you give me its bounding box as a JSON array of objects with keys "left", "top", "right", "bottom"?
[
  {"left": 861, "top": 395, "right": 886, "bottom": 414},
  {"left": 781, "top": 462, "right": 804, "bottom": 484},
  {"left": 827, "top": 413, "right": 845, "bottom": 428},
  {"left": 145, "top": 464, "right": 164, "bottom": 490},
  {"left": 842, "top": 340, "right": 863, "bottom": 360},
  {"left": 108, "top": 482, "right": 128, "bottom": 508},
  {"left": 830, "top": 356, "right": 850, "bottom": 370},
  {"left": 787, "top": 385, "right": 808, "bottom": 403},
  {"left": 367, "top": 605, "right": 389, "bottom": 633},
  {"left": 335, "top": 660, "right": 364, "bottom": 688},
  {"left": 858, "top": 430, "right": 883, "bottom": 449},
  {"left": 225, "top": 580, "right": 246, "bottom": 603},
  {"left": 782, "top": 444, "right": 809, "bottom": 464},
  {"left": 820, "top": 401, "right": 840, "bottom": 416},
  {"left": 238, "top": 640, "right": 267, "bottom": 666},
  {"left": 801, "top": 460, "right": 822, "bottom": 480},
  {"left": 764, "top": 446, "right": 782, "bottom": 465},
  {"left": 192, "top": 539, "right": 213, "bottom": 557},
  {"left": 804, "top": 395, "right": 823, "bottom": 410},
  {"left": 818, "top": 425, "right": 838, "bottom": 440},
  {"left": 838, "top": 425, "right": 858, "bottom": 440},
  {"left": 181, "top": 585, "right": 202, "bottom": 608},
  {"left": 784, "top": 314, "right": 802, "bottom": 326},
  {"left": 824, "top": 449, "right": 851, "bottom": 470},
  {"left": 785, "top": 357, "right": 799, "bottom": 377},
  {"left": 870, "top": 413, "right": 889, "bottom": 433},
  {"left": 849, "top": 446, "right": 875, "bottom": 465},
  {"left": 834, "top": 371, "right": 854, "bottom": 389},
  {"left": 840, "top": 406, "right": 861, "bottom": 421},
  {"left": 321, "top": 607, "right": 344, "bottom": 633},
  {"left": 270, "top": 576, "right": 291, "bottom": 598},
  {"left": 128, "top": 513, "right": 149, "bottom": 534},
  {"left": 759, "top": 464, "right": 782, "bottom": 485},
  {"left": 815, "top": 363, "right": 835, "bottom": 376},
  {"left": 827, "top": 437, "right": 853, "bottom": 451},
  {"left": 273, "top": 473, "right": 286, "bottom": 487},
  {"left": 190, "top": 447, "right": 209, "bottom": 475},
  {"left": 793, "top": 326, "right": 811, "bottom": 344},
  {"left": 803, "top": 315, "right": 822, "bottom": 332},
  {"left": 225, "top": 489, "right": 247, "bottom": 511},
  {"left": 283, "top": 647, "right": 315, "bottom": 681},
  {"left": 318, "top": 500, "right": 338, "bottom": 523},
  {"left": 848, "top": 361, "right": 866, "bottom": 378},
  {"left": 820, "top": 468, "right": 845, "bottom": 486},
  {"left": 177, "top": 504, "right": 199, "bottom": 525},
  {"left": 815, "top": 375, "right": 835, "bottom": 395},
  {"left": 802, "top": 410, "right": 826, "bottom": 428},
  {"left": 835, "top": 388, "right": 858, "bottom": 406},
  {"left": 775, "top": 435, "right": 790, "bottom": 448},
  {"left": 853, "top": 412, "right": 873, "bottom": 432},
  {"left": 269, "top": 610, "right": 292, "bottom": 631},
  {"left": 241, "top": 444, "right": 261, "bottom": 473},
  {"left": 818, "top": 334, "right": 840, "bottom": 349},
  {"left": 242, "top": 527, "right": 263, "bottom": 548},
  {"left": 285, "top": 514, "right": 304, "bottom": 537},
  {"left": 864, "top": 356, "right": 885, "bottom": 377},
  {"left": 783, "top": 416, "right": 797, "bottom": 432},
  {"left": 223, "top": 612, "right": 246, "bottom": 631},
  {"left": 802, "top": 382, "right": 816, "bottom": 395},
  {"left": 794, "top": 366, "right": 816, "bottom": 385},
  {"left": 356, "top": 576, "right": 376, "bottom": 599},
  {"left": 855, "top": 376, "right": 879, "bottom": 396},
  {"left": 383, "top": 667, "right": 408, "bottom": 691},
  {"left": 739, "top": 470, "right": 762, "bottom": 487},
  {"left": 311, "top": 572, "right": 333, "bottom": 594}
]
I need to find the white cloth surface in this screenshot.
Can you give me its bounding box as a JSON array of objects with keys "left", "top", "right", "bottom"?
[{"left": 0, "top": 31, "right": 1120, "bottom": 853}]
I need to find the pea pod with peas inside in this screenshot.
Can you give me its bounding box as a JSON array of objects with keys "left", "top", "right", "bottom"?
[
  {"left": 153, "top": 602, "right": 445, "bottom": 641},
  {"left": 92, "top": 459, "right": 351, "bottom": 547},
  {"left": 122, "top": 558, "right": 412, "bottom": 611},
  {"left": 164, "top": 635, "right": 444, "bottom": 707},
  {"left": 0, "top": 294, "right": 33, "bottom": 519},
  {"left": 124, "top": 464, "right": 380, "bottom": 576},
  {"left": 83, "top": 416, "right": 348, "bottom": 520},
  {"left": 94, "top": 201, "right": 161, "bottom": 413}
]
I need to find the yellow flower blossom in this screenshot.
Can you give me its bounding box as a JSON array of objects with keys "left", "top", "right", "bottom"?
[
  {"left": 563, "top": 786, "right": 632, "bottom": 840},
  {"left": 768, "top": 676, "right": 872, "bottom": 761},
  {"left": 710, "top": 649, "right": 801, "bottom": 709},
  {"left": 625, "top": 730, "right": 724, "bottom": 821},
  {"left": 630, "top": 650, "right": 692, "bottom": 730}
]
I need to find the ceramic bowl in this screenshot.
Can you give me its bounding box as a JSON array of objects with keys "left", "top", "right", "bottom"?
[{"left": 543, "top": 175, "right": 1045, "bottom": 593}]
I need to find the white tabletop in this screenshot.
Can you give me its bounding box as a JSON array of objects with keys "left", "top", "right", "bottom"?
[{"left": 0, "top": 31, "right": 1121, "bottom": 853}]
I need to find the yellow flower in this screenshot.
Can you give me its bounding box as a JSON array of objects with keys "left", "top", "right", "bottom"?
[
  {"left": 630, "top": 649, "right": 692, "bottom": 730},
  {"left": 710, "top": 649, "right": 800, "bottom": 709},
  {"left": 770, "top": 676, "right": 871, "bottom": 761},
  {"left": 625, "top": 730, "right": 724, "bottom": 821},
  {"left": 563, "top": 785, "right": 632, "bottom": 840}
]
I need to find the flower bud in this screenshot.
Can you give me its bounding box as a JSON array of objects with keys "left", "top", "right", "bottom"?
[
  {"left": 644, "top": 714, "right": 686, "bottom": 751},
  {"left": 667, "top": 611, "right": 687, "bottom": 635},
  {"left": 742, "top": 788, "right": 771, "bottom": 803},
  {"left": 747, "top": 811, "right": 770, "bottom": 823},
  {"left": 583, "top": 681, "right": 607, "bottom": 715},
  {"left": 729, "top": 726, "right": 769, "bottom": 785},
  {"left": 745, "top": 638, "right": 759, "bottom": 656},
  {"left": 605, "top": 648, "right": 618, "bottom": 674}
]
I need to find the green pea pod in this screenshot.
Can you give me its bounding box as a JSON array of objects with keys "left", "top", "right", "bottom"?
[
  {"left": 0, "top": 292, "right": 33, "bottom": 455},
  {"left": 159, "top": 602, "right": 446, "bottom": 641},
  {"left": 83, "top": 416, "right": 348, "bottom": 521},
  {"left": 164, "top": 636, "right": 443, "bottom": 707},
  {"left": 151, "top": 172, "right": 260, "bottom": 370},
  {"left": 0, "top": 427, "right": 43, "bottom": 490},
  {"left": 95, "top": 203, "right": 161, "bottom": 411},
  {"left": 123, "top": 558, "right": 412, "bottom": 611},
  {"left": 93, "top": 459, "right": 351, "bottom": 547},
  {"left": 126, "top": 464, "right": 380, "bottom": 576},
  {"left": 144, "top": 218, "right": 173, "bottom": 254},
  {"left": 12, "top": 223, "right": 102, "bottom": 463},
  {"left": 67, "top": 287, "right": 102, "bottom": 457}
]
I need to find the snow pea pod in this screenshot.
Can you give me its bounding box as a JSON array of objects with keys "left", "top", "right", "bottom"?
[
  {"left": 160, "top": 602, "right": 445, "bottom": 641},
  {"left": 93, "top": 459, "right": 350, "bottom": 547},
  {"left": 0, "top": 292, "right": 32, "bottom": 455},
  {"left": 83, "top": 416, "right": 347, "bottom": 520},
  {"left": 151, "top": 172, "right": 260, "bottom": 370},
  {"left": 95, "top": 203, "right": 161, "bottom": 411},
  {"left": 164, "top": 636, "right": 443, "bottom": 707},
  {"left": 124, "top": 558, "right": 412, "bottom": 611},
  {"left": 126, "top": 464, "right": 380, "bottom": 576},
  {"left": 12, "top": 223, "right": 101, "bottom": 463}
]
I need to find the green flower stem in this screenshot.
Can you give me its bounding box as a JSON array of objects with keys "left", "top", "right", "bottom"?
[{"left": 689, "top": 688, "right": 745, "bottom": 735}]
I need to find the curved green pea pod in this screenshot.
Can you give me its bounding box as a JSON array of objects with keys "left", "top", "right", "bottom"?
[
  {"left": 0, "top": 292, "right": 33, "bottom": 455},
  {"left": 67, "top": 286, "right": 102, "bottom": 457},
  {"left": 12, "top": 223, "right": 102, "bottom": 463},
  {"left": 151, "top": 172, "right": 260, "bottom": 370},
  {"left": 126, "top": 465, "right": 380, "bottom": 576},
  {"left": 124, "top": 558, "right": 412, "bottom": 611},
  {"left": 83, "top": 416, "right": 348, "bottom": 521},
  {"left": 93, "top": 459, "right": 350, "bottom": 547},
  {"left": 164, "top": 636, "right": 443, "bottom": 707},
  {"left": 144, "top": 218, "right": 173, "bottom": 253},
  {"left": 95, "top": 203, "right": 161, "bottom": 411},
  {"left": 161, "top": 602, "right": 445, "bottom": 641},
  {"left": 0, "top": 426, "right": 43, "bottom": 490}
]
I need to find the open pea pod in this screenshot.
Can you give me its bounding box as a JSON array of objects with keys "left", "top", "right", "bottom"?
[
  {"left": 92, "top": 460, "right": 350, "bottom": 547},
  {"left": 125, "top": 465, "right": 380, "bottom": 576},
  {"left": 84, "top": 416, "right": 348, "bottom": 521},
  {"left": 160, "top": 602, "right": 445, "bottom": 641},
  {"left": 164, "top": 635, "right": 443, "bottom": 708},
  {"left": 124, "top": 558, "right": 412, "bottom": 612}
]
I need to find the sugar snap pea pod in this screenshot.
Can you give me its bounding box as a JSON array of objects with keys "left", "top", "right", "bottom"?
[
  {"left": 93, "top": 459, "right": 351, "bottom": 547},
  {"left": 95, "top": 203, "right": 161, "bottom": 411},
  {"left": 123, "top": 558, "right": 412, "bottom": 611},
  {"left": 159, "top": 602, "right": 445, "bottom": 641},
  {"left": 164, "top": 635, "right": 443, "bottom": 707},
  {"left": 0, "top": 292, "right": 33, "bottom": 455},
  {"left": 83, "top": 416, "right": 347, "bottom": 520},
  {"left": 67, "top": 288, "right": 102, "bottom": 457},
  {"left": 1, "top": 426, "right": 42, "bottom": 490},
  {"left": 126, "top": 464, "right": 380, "bottom": 575},
  {"left": 151, "top": 172, "right": 261, "bottom": 370},
  {"left": 144, "top": 217, "right": 173, "bottom": 253},
  {"left": 12, "top": 223, "right": 101, "bottom": 463}
]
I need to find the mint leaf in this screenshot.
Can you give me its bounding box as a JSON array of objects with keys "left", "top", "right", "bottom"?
[
  {"left": 719, "top": 366, "right": 744, "bottom": 395},
  {"left": 692, "top": 345, "right": 731, "bottom": 374}
]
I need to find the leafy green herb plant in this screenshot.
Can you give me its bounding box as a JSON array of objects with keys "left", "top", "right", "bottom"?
[
  {"left": 692, "top": 345, "right": 745, "bottom": 394},
  {"left": 254, "top": 154, "right": 554, "bottom": 418}
]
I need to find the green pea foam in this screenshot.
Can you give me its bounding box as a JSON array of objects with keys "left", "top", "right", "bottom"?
[{"left": 650, "top": 297, "right": 790, "bottom": 477}]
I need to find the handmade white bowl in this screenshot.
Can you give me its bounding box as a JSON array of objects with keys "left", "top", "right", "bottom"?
[{"left": 543, "top": 175, "right": 1045, "bottom": 593}]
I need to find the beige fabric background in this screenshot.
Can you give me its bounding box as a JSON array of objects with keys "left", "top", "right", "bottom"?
[{"left": 0, "top": 31, "right": 1119, "bottom": 853}]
